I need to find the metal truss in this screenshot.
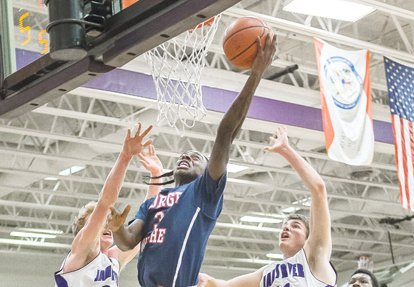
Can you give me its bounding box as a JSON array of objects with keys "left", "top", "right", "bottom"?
[{"left": 1, "top": 0, "right": 414, "bottom": 284}]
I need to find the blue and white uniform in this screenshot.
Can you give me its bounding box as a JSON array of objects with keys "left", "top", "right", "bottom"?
[
  {"left": 134, "top": 168, "right": 226, "bottom": 287},
  {"left": 260, "top": 249, "right": 337, "bottom": 287},
  {"left": 54, "top": 252, "right": 120, "bottom": 287}
]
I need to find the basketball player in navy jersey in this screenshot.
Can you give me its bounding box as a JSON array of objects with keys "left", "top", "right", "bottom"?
[
  {"left": 108, "top": 34, "right": 276, "bottom": 287},
  {"left": 348, "top": 269, "right": 379, "bottom": 287},
  {"left": 54, "top": 123, "right": 163, "bottom": 287},
  {"left": 198, "top": 127, "right": 337, "bottom": 287}
]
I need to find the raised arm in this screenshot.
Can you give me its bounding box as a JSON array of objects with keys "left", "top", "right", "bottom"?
[
  {"left": 264, "top": 127, "right": 334, "bottom": 284},
  {"left": 208, "top": 34, "right": 276, "bottom": 180},
  {"left": 109, "top": 205, "right": 146, "bottom": 269},
  {"left": 110, "top": 144, "right": 163, "bottom": 252},
  {"left": 70, "top": 124, "right": 152, "bottom": 260},
  {"left": 109, "top": 205, "right": 145, "bottom": 251}
]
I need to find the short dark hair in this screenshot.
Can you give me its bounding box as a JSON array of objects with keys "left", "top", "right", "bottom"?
[
  {"left": 283, "top": 213, "right": 310, "bottom": 238},
  {"left": 351, "top": 269, "right": 379, "bottom": 287},
  {"left": 182, "top": 150, "right": 209, "bottom": 162}
]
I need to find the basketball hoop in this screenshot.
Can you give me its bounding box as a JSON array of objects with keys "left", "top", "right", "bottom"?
[{"left": 145, "top": 15, "right": 221, "bottom": 130}]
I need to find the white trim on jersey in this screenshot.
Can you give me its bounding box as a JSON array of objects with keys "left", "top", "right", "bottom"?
[{"left": 172, "top": 207, "right": 201, "bottom": 287}]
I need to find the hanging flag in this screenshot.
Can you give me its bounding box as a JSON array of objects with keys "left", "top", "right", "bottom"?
[
  {"left": 383, "top": 57, "right": 414, "bottom": 210},
  {"left": 314, "top": 38, "right": 374, "bottom": 165}
]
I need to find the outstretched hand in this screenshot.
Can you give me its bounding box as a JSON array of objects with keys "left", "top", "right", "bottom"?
[
  {"left": 122, "top": 123, "right": 153, "bottom": 157},
  {"left": 109, "top": 205, "right": 131, "bottom": 232},
  {"left": 264, "top": 126, "right": 289, "bottom": 153},
  {"left": 251, "top": 33, "right": 277, "bottom": 75},
  {"left": 138, "top": 144, "right": 163, "bottom": 176}
]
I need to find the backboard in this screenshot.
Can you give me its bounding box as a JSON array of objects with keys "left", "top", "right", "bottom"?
[{"left": 0, "top": 0, "right": 242, "bottom": 118}]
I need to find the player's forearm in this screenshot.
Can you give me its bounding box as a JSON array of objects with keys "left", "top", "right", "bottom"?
[
  {"left": 205, "top": 278, "right": 230, "bottom": 287},
  {"left": 209, "top": 73, "right": 262, "bottom": 180},
  {"left": 100, "top": 152, "right": 132, "bottom": 206},
  {"left": 113, "top": 225, "right": 141, "bottom": 251},
  {"left": 277, "top": 145, "right": 326, "bottom": 194},
  {"left": 217, "top": 72, "right": 262, "bottom": 142},
  {"left": 118, "top": 243, "right": 141, "bottom": 271}
]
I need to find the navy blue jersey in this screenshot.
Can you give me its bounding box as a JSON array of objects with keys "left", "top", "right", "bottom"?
[{"left": 134, "top": 168, "right": 226, "bottom": 287}]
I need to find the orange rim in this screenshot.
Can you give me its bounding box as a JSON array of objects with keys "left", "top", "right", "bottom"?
[
  {"left": 191, "top": 16, "right": 216, "bottom": 31},
  {"left": 122, "top": 0, "right": 139, "bottom": 9}
]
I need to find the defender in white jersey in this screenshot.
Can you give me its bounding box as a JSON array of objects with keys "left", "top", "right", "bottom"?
[
  {"left": 55, "top": 252, "right": 120, "bottom": 286},
  {"left": 199, "top": 127, "right": 337, "bottom": 287},
  {"left": 260, "top": 249, "right": 335, "bottom": 287},
  {"left": 55, "top": 124, "right": 162, "bottom": 287}
]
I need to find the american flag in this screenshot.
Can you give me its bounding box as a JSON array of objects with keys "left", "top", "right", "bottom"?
[{"left": 384, "top": 57, "right": 414, "bottom": 210}]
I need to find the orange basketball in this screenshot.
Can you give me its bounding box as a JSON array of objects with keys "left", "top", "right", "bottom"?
[{"left": 223, "top": 17, "right": 274, "bottom": 70}]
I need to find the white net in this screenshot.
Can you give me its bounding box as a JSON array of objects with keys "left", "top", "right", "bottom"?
[
  {"left": 145, "top": 15, "right": 221, "bottom": 130},
  {"left": 358, "top": 255, "right": 374, "bottom": 272}
]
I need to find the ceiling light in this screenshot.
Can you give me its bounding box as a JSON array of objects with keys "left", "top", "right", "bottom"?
[
  {"left": 0, "top": 238, "right": 70, "bottom": 248},
  {"left": 400, "top": 262, "right": 414, "bottom": 274},
  {"left": 17, "top": 228, "right": 63, "bottom": 235},
  {"left": 266, "top": 253, "right": 284, "bottom": 260},
  {"left": 283, "top": 0, "right": 375, "bottom": 22},
  {"left": 227, "top": 163, "right": 248, "bottom": 173},
  {"left": 282, "top": 197, "right": 311, "bottom": 213},
  {"left": 10, "top": 231, "right": 57, "bottom": 239},
  {"left": 44, "top": 177, "right": 58, "bottom": 180},
  {"left": 294, "top": 197, "right": 311, "bottom": 207},
  {"left": 59, "top": 165, "right": 85, "bottom": 176},
  {"left": 240, "top": 216, "right": 282, "bottom": 224},
  {"left": 282, "top": 206, "right": 299, "bottom": 213},
  {"left": 216, "top": 222, "right": 281, "bottom": 232}
]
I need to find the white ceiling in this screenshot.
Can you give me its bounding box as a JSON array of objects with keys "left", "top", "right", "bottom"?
[{"left": 1, "top": 0, "right": 414, "bottom": 286}]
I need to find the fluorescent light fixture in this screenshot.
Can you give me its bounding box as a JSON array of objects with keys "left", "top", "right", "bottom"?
[
  {"left": 44, "top": 177, "right": 58, "bottom": 180},
  {"left": 240, "top": 216, "right": 282, "bottom": 224},
  {"left": 266, "top": 253, "right": 284, "bottom": 260},
  {"left": 227, "top": 163, "right": 248, "bottom": 173},
  {"left": 10, "top": 231, "right": 57, "bottom": 239},
  {"left": 17, "top": 228, "right": 63, "bottom": 235},
  {"left": 401, "top": 262, "right": 414, "bottom": 274},
  {"left": 216, "top": 222, "right": 281, "bottom": 232},
  {"left": 59, "top": 165, "right": 85, "bottom": 176},
  {"left": 294, "top": 197, "right": 311, "bottom": 207},
  {"left": 282, "top": 197, "right": 310, "bottom": 213},
  {"left": 282, "top": 206, "right": 299, "bottom": 213},
  {"left": 283, "top": 0, "right": 375, "bottom": 22},
  {"left": 0, "top": 238, "right": 70, "bottom": 248}
]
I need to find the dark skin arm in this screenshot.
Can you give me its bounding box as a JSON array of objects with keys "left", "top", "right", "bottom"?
[
  {"left": 109, "top": 143, "right": 164, "bottom": 250},
  {"left": 109, "top": 205, "right": 145, "bottom": 251},
  {"left": 208, "top": 34, "right": 276, "bottom": 180}
]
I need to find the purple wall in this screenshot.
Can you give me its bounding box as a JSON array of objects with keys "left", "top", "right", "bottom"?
[{"left": 16, "top": 49, "right": 393, "bottom": 144}]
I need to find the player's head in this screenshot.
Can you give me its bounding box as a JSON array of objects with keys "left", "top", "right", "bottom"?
[
  {"left": 72, "top": 201, "right": 97, "bottom": 236},
  {"left": 278, "top": 214, "right": 310, "bottom": 256},
  {"left": 72, "top": 201, "right": 113, "bottom": 250},
  {"left": 348, "top": 269, "right": 379, "bottom": 287},
  {"left": 174, "top": 150, "right": 208, "bottom": 185}
]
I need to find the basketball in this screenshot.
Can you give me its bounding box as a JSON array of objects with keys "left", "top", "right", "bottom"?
[{"left": 223, "top": 16, "right": 274, "bottom": 70}]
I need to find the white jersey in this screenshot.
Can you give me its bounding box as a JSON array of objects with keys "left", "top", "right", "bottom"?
[
  {"left": 260, "top": 249, "right": 336, "bottom": 287},
  {"left": 54, "top": 252, "right": 120, "bottom": 287}
]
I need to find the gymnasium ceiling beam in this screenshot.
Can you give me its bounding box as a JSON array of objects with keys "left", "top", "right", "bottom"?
[
  {"left": 1, "top": 186, "right": 408, "bottom": 229},
  {"left": 224, "top": 8, "right": 414, "bottom": 62}
]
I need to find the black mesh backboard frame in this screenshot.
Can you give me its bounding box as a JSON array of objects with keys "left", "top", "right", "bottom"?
[{"left": 0, "top": 0, "right": 241, "bottom": 118}]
